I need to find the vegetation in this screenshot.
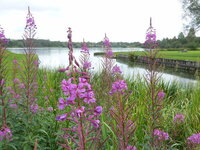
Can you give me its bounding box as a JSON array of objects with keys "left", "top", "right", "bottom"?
[
  {"left": 158, "top": 28, "right": 200, "bottom": 49},
  {"left": 8, "top": 30, "right": 200, "bottom": 51},
  {"left": 182, "top": 0, "right": 200, "bottom": 30},
  {"left": 114, "top": 50, "right": 200, "bottom": 61},
  {"left": 7, "top": 39, "right": 143, "bottom": 48},
  {"left": 2, "top": 63, "right": 200, "bottom": 149}
]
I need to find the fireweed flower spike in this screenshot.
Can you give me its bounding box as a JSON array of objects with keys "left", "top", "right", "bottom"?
[
  {"left": 0, "top": 26, "right": 12, "bottom": 141},
  {"left": 126, "top": 145, "right": 137, "bottom": 150},
  {"left": 80, "top": 39, "right": 92, "bottom": 72},
  {"left": 144, "top": 17, "right": 157, "bottom": 49},
  {"left": 112, "top": 64, "right": 122, "bottom": 80},
  {"left": 0, "top": 26, "right": 9, "bottom": 45},
  {"left": 67, "top": 27, "right": 80, "bottom": 70},
  {"left": 22, "top": 6, "right": 39, "bottom": 113},
  {"left": 100, "top": 34, "right": 115, "bottom": 105},
  {"left": 57, "top": 76, "right": 103, "bottom": 149},
  {"left": 102, "top": 34, "right": 114, "bottom": 78},
  {"left": 157, "top": 91, "right": 165, "bottom": 99},
  {"left": 109, "top": 80, "right": 128, "bottom": 95},
  {"left": 187, "top": 133, "right": 200, "bottom": 149},
  {"left": 59, "top": 28, "right": 83, "bottom": 75},
  {"left": 144, "top": 18, "right": 165, "bottom": 148},
  {"left": 153, "top": 129, "right": 169, "bottom": 149},
  {"left": 112, "top": 64, "right": 122, "bottom": 75},
  {"left": 153, "top": 129, "right": 169, "bottom": 141},
  {"left": 56, "top": 29, "right": 103, "bottom": 149},
  {"left": 173, "top": 114, "right": 185, "bottom": 123},
  {"left": 103, "top": 33, "right": 113, "bottom": 58},
  {"left": 0, "top": 126, "right": 12, "bottom": 141},
  {"left": 109, "top": 79, "right": 136, "bottom": 149}
]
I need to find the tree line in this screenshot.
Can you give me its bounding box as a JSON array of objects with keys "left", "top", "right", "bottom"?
[
  {"left": 158, "top": 28, "right": 200, "bottom": 50},
  {"left": 8, "top": 32, "right": 200, "bottom": 50},
  {"left": 7, "top": 39, "right": 143, "bottom": 48}
]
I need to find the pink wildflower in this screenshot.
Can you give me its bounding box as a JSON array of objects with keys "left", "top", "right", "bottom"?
[
  {"left": 154, "top": 129, "right": 169, "bottom": 141},
  {"left": 47, "top": 107, "right": 53, "bottom": 111},
  {"left": 157, "top": 91, "right": 165, "bottom": 99},
  {"left": 110, "top": 80, "right": 128, "bottom": 94},
  {"left": 91, "top": 120, "right": 100, "bottom": 128},
  {"left": 173, "top": 114, "right": 185, "bottom": 123},
  {"left": 13, "top": 59, "right": 18, "bottom": 64},
  {"left": 81, "top": 41, "right": 89, "bottom": 53},
  {"left": 112, "top": 65, "right": 122, "bottom": 75},
  {"left": 127, "top": 145, "right": 136, "bottom": 150},
  {"left": 30, "top": 104, "right": 39, "bottom": 114},
  {"left": 83, "top": 62, "right": 91, "bottom": 70},
  {"left": 94, "top": 106, "right": 103, "bottom": 115},
  {"left": 0, "top": 127, "right": 12, "bottom": 141},
  {"left": 106, "top": 50, "right": 113, "bottom": 57},
  {"left": 187, "top": 133, "right": 200, "bottom": 144},
  {"left": 9, "top": 104, "right": 17, "bottom": 107},
  {"left": 56, "top": 114, "right": 67, "bottom": 121}
]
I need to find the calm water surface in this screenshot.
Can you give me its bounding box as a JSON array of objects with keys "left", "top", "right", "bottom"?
[{"left": 8, "top": 48, "right": 197, "bottom": 85}]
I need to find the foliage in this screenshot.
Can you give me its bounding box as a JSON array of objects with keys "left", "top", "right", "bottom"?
[
  {"left": 115, "top": 50, "right": 200, "bottom": 61},
  {"left": 182, "top": 0, "right": 200, "bottom": 30},
  {"left": 7, "top": 39, "right": 143, "bottom": 48}
]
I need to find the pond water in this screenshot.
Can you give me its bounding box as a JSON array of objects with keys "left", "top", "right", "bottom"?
[{"left": 8, "top": 47, "right": 197, "bottom": 85}]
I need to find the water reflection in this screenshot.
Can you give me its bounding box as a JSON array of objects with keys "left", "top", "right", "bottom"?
[{"left": 8, "top": 48, "right": 197, "bottom": 84}]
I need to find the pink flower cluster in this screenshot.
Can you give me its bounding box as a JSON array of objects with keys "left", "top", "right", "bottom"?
[
  {"left": 103, "top": 34, "right": 113, "bottom": 57},
  {"left": 154, "top": 129, "right": 169, "bottom": 141},
  {"left": 83, "top": 61, "right": 91, "bottom": 70},
  {"left": 145, "top": 32, "right": 156, "bottom": 43},
  {"left": 187, "top": 133, "right": 200, "bottom": 144},
  {"left": 7, "top": 78, "right": 26, "bottom": 108},
  {"left": 30, "top": 104, "right": 39, "bottom": 114},
  {"left": 57, "top": 77, "right": 102, "bottom": 128},
  {"left": 127, "top": 145, "right": 136, "bottom": 150},
  {"left": 173, "top": 114, "right": 185, "bottom": 123},
  {"left": 0, "top": 127, "right": 12, "bottom": 141},
  {"left": 144, "top": 18, "right": 157, "bottom": 49},
  {"left": 0, "top": 26, "right": 9, "bottom": 44},
  {"left": 109, "top": 80, "right": 128, "bottom": 94},
  {"left": 103, "top": 35, "right": 111, "bottom": 47},
  {"left": 25, "top": 7, "right": 37, "bottom": 30},
  {"left": 80, "top": 40, "right": 92, "bottom": 70},
  {"left": 81, "top": 41, "right": 89, "bottom": 53},
  {"left": 59, "top": 77, "right": 95, "bottom": 108},
  {"left": 112, "top": 64, "right": 122, "bottom": 75},
  {"left": 106, "top": 50, "right": 113, "bottom": 57},
  {"left": 157, "top": 91, "right": 165, "bottom": 99}
]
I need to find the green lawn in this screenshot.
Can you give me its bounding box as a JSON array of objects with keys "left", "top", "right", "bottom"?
[{"left": 115, "top": 50, "right": 200, "bottom": 61}]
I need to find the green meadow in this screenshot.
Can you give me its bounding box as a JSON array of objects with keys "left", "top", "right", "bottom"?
[{"left": 115, "top": 50, "right": 200, "bottom": 61}]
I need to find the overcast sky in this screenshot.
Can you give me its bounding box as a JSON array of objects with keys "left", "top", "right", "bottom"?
[{"left": 0, "top": 0, "right": 186, "bottom": 42}]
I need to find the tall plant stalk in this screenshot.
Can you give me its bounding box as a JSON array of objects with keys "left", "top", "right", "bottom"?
[
  {"left": 144, "top": 18, "right": 168, "bottom": 148},
  {"left": 22, "top": 7, "right": 38, "bottom": 113},
  {"left": 109, "top": 80, "right": 136, "bottom": 150},
  {"left": 0, "top": 26, "right": 12, "bottom": 141},
  {"left": 57, "top": 28, "right": 103, "bottom": 150}
]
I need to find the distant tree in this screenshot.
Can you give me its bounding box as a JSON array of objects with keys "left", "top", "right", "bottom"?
[
  {"left": 186, "top": 28, "right": 198, "bottom": 49},
  {"left": 178, "top": 32, "right": 185, "bottom": 39},
  {"left": 178, "top": 32, "right": 187, "bottom": 45}
]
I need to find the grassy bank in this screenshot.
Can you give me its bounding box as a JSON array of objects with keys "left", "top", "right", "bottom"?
[{"left": 115, "top": 51, "right": 200, "bottom": 61}]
